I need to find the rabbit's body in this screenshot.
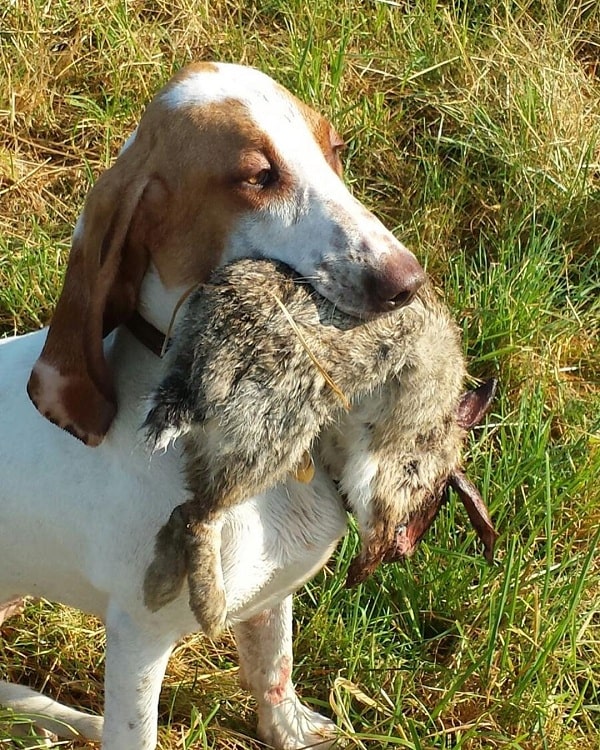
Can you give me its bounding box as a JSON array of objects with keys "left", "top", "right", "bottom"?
[{"left": 144, "top": 259, "right": 495, "bottom": 636}]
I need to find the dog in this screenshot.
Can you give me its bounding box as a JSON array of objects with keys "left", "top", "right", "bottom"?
[
  {"left": 141, "top": 259, "right": 496, "bottom": 639},
  {"left": 0, "top": 62, "right": 429, "bottom": 749}
]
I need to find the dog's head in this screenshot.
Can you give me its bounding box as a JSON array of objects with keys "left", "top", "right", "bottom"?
[{"left": 27, "top": 62, "right": 424, "bottom": 446}]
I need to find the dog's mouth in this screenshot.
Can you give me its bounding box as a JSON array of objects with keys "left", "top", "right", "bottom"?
[
  {"left": 345, "top": 470, "right": 498, "bottom": 588},
  {"left": 260, "top": 248, "right": 424, "bottom": 320}
]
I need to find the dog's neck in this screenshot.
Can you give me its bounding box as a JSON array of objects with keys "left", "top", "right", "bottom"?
[
  {"left": 129, "top": 264, "right": 190, "bottom": 356},
  {"left": 125, "top": 311, "right": 166, "bottom": 357},
  {"left": 136, "top": 264, "right": 190, "bottom": 337}
]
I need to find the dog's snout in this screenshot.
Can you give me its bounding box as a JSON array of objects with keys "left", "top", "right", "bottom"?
[{"left": 368, "top": 252, "right": 426, "bottom": 312}]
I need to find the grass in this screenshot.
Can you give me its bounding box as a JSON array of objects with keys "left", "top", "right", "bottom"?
[{"left": 1, "top": 0, "right": 599, "bottom": 747}]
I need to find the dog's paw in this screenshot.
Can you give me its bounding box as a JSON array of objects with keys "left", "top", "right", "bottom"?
[{"left": 258, "top": 698, "right": 338, "bottom": 749}]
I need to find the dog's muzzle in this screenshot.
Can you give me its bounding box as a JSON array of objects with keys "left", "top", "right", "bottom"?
[{"left": 364, "top": 252, "right": 426, "bottom": 314}]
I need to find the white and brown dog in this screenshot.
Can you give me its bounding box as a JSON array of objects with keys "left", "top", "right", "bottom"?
[{"left": 0, "top": 62, "right": 426, "bottom": 749}]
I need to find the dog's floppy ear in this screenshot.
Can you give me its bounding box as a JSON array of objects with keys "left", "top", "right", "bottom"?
[{"left": 27, "top": 145, "right": 152, "bottom": 446}]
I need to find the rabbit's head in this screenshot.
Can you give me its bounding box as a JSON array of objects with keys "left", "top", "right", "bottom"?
[{"left": 324, "top": 379, "right": 498, "bottom": 587}]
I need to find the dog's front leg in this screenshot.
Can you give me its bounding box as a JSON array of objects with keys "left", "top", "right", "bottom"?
[
  {"left": 234, "top": 596, "right": 336, "bottom": 750},
  {"left": 103, "top": 602, "right": 174, "bottom": 750}
]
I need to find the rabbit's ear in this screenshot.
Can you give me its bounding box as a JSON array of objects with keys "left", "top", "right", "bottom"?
[
  {"left": 448, "top": 471, "right": 498, "bottom": 562},
  {"left": 456, "top": 378, "right": 497, "bottom": 430}
]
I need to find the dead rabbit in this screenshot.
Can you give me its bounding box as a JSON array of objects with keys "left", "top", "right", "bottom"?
[{"left": 143, "top": 259, "right": 497, "bottom": 637}]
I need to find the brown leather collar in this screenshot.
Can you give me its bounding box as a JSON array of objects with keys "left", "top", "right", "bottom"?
[{"left": 125, "top": 311, "right": 167, "bottom": 357}]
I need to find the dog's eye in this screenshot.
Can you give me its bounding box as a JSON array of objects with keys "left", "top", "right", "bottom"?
[{"left": 244, "top": 169, "right": 276, "bottom": 188}]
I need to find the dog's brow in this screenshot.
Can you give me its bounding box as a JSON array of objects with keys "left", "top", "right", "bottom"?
[{"left": 161, "top": 64, "right": 332, "bottom": 168}]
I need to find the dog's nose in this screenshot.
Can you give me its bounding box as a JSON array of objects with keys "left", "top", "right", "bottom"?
[{"left": 368, "top": 252, "right": 426, "bottom": 312}]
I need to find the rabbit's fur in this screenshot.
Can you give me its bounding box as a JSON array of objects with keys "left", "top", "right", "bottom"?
[{"left": 144, "top": 259, "right": 495, "bottom": 637}]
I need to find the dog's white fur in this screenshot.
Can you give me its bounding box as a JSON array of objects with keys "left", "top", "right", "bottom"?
[{"left": 0, "top": 63, "right": 423, "bottom": 749}]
